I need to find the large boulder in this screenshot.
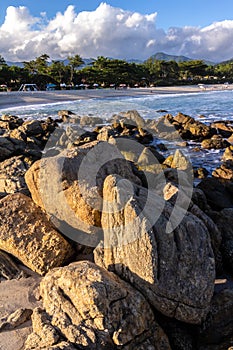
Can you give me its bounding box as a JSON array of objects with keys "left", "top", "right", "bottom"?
[
  {"left": 0, "top": 193, "right": 74, "bottom": 275},
  {"left": 94, "top": 174, "right": 215, "bottom": 324},
  {"left": 25, "top": 141, "right": 141, "bottom": 246},
  {"left": 26, "top": 261, "right": 171, "bottom": 349}
]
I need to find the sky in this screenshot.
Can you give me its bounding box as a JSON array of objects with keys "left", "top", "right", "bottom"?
[{"left": 0, "top": 0, "right": 233, "bottom": 62}]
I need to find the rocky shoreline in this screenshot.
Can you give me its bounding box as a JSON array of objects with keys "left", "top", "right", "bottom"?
[{"left": 0, "top": 109, "right": 233, "bottom": 349}]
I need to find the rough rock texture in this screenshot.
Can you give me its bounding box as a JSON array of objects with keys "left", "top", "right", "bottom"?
[
  {"left": 0, "top": 308, "right": 32, "bottom": 331},
  {"left": 0, "top": 193, "right": 74, "bottom": 275},
  {"left": 222, "top": 145, "right": 233, "bottom": 161},
  {"left": 198, "top": 289, "right": 233, "bottom": 349},
  {"left": 0, "top": 155, "right": 29, "bottom": 194},
  {"left": 25, "top": 141, "right": 141, "bottom": 246},
  {"left": 211, "top": 121, "right": 233, "bottom": 138},
  {"left": 201, "top": 135, "right": 230, "bottom": 149},
  {"left": 26, "top": 261, "right": 171, "bottom": 350},
  {"left": 212, "top": 160, "right": 233, "bottom": 180},
  {"left": 215, "top": 208, "right": 233, "bottom": 273},
  {"left": 94, "top": 174, "right": 215, "bottom": 324},
  {"left": 0, "top": 250, "right": 25, "bottom": 281},
  {"left": 197, "top": 177, "right": 233, "bottom": 210}
]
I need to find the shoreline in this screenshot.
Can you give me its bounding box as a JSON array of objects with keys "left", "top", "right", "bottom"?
[{"left": 0, "top": 84, "right": 233, "bottom": 111}]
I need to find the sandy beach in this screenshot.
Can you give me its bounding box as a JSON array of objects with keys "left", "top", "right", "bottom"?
[{"left": 0, "top": 84, "right": 233, "bottom": 110}]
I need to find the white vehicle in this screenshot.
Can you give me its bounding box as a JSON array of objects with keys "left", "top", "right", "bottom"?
[{"left": 18, "top": 84, "right": 39, "bottom": 91}]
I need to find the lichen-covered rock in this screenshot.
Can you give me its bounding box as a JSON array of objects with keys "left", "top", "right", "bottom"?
[
  {"left": 94, "top": 174, "right": 215, "bottom": 324},
  {"left": 0, "top": 193, "right": 74, "bottom": 275},
  {"left": 30, "top": 261, "right": 171, "bottom": 350}
]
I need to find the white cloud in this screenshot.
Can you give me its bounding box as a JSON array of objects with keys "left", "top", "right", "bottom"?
[{"left": 0, "top": 3, "right": 233, "bottom": 62}]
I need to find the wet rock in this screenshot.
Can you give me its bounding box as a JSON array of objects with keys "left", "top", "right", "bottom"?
[
  {"left": 0, "top": 193, "right": 74, "bottom": 275},
  {"left": 95, "top": 174, "right": 215, "bottom": 324},
  {"left": 0, "top": 308, "right": 32, "bottom": 331},
  {"left": 201, "top": 135, "right": 230, "bottom": 149},
  {"left": 194, "top": 167, "right": 209, "bottom": 179},
  {"left": 173, "top": 112, "right": 214, "bottom": 140},
  {"left": 0, "top": 156, "right": 29, "bottom": 195},
  {"left": 212, "top": 160, "right": 233, "bottom": 180},
  {"left": 211, "top": 121, "right": 233, "bottom": 138},
  {"left": 33, "top": 261, "right": 171, "bottom": 349}
]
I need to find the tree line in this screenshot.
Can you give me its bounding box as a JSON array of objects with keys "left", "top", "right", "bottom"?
[{"left": 0, "top": 53, "right": 233, "bottom": 91}]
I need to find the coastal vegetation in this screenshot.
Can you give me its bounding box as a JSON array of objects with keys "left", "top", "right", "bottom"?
[{"left": 0, "top": 53, "right": 233, "bottom": 90}]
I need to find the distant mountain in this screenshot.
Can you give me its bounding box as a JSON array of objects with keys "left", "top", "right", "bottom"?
[
  {"left": 148, "top": 52, "right": 192, "bottom": 63},
  {"left": 6, "top": 61, "right": 24, "bottom": 68},
  {"left": 218, "top": 58, "right": 233, "bottom": 65},
  {"left": 146, "top": 52, "right": 215, "bottom": 65},
  {"left": 6, "top": 53, "right": 217, "bottom": 68}
]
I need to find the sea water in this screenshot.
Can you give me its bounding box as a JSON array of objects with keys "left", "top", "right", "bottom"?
[{"left": 1, "top": 89, "right": 233, "bottom": 174}]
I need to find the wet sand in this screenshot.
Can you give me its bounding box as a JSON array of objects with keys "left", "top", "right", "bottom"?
[{"left": 0, "top": 85, "right": 232, "bottom": 111}]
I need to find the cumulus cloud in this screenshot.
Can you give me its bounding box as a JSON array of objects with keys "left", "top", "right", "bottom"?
[{"left": 0, "top": 2, "right": 233, "bottom": 62}]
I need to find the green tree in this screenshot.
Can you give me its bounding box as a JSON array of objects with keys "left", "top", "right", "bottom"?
[
  {"left": 67, "top": 54, "right": 84, "bottom": 85},
  {"left": 48, "top": 60, "right": 67, "bottom": 84}
]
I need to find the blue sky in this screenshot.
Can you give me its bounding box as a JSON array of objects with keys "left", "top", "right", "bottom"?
[
  {"left": 0, "top": 1, "right": 233, "bottom": 62},
  {"left": 1, "top": 0, "right": 233, "bottom": 29}
]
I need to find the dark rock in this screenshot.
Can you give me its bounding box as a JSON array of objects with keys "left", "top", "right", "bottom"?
[
  {"left": 198, "top": 289, "right": 233, "bottom": 350},
  {"left": 215, "top": 208, "right": 233, "bottom": 274},
  {"left": 194, "top": 167, "right": 209, "bottom": 179},
  {"left": 0, "top": 250, "right": 25, "bottom": 281},
  {"left": 197, "top": 177, "right": 233, "bottom": 210},
  {"left": 0, "top": 114, "right": 23, "bottom": 130}
]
